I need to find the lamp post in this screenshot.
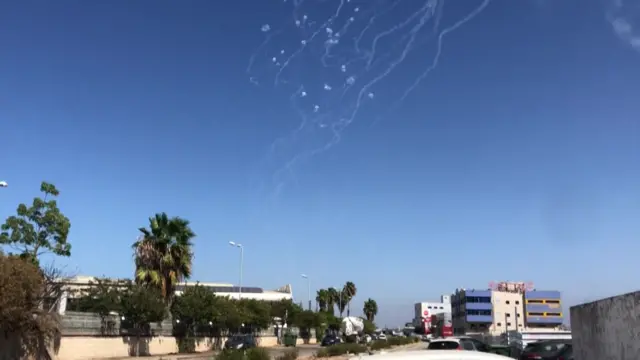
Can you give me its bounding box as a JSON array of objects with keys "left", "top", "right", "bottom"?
[
  {"left": 301, "top": 274, "right": 311, "bottom": 311},
  {"left": 228, "top": 241, "right": 244, "bottom": 300}
]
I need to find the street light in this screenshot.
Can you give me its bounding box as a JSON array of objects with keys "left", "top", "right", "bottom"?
[
  {"left": 301, "top": 274, "right": 311, "bottom": 311},
  {"left": 229, "top": 241, "right": 244, "bottom": 300},
  {"left": 0, "top": 181, "right": 7, "bottom": 188}
]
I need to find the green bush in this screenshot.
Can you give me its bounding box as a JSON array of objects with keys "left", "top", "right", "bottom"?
[
  {"left": 215, "top": 349, "right": 245, "bottom": 360},
  {"left": 275, "top": 348, "right": 299, "bottom": 360},
  {"left": 215, "top": 348, "right": 271, "bottom": 360},
  {"left": 246, "top": 347, "right": 271, "bottom": 360},
  {"left": 316, "top": 343, "right": 367, "bottom": 357},
  {"left": 370, "top": 340, "right": 391, "bottom": 351},
  {"left": 387, "top": 336, "right": 416, "bottom": 347}
]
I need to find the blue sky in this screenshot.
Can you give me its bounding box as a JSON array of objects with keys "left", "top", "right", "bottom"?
[{"left": 1, "top": 0, "right": 639, "bottom": 327}]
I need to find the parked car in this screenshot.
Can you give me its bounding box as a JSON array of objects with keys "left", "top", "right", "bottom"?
[
  {"left": 378, "top": 333, "right": 388, "bottom": 340},
  {"left": 373, "top": 349, "right": 514, "bottom": 360},
  {"left": 321, "top": 334, "right": 342, "bottom": 347},
  {"left": 519, "top": 340, "right": 572, "bottom": 360},
  {"left": 224, "top": 334, "right": 257, "bottom": 350},
  {"left": 427, "top": 337, "right": 491, "bottom": 352}
]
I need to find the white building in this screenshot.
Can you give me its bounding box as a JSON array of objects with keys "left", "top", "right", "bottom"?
[
  {"left": 413, "top": 295, "right": 452, "bottom": 327},
  {"left": 57, "top": 275, "right": 293, "bottom": 314},
  {"left": 490, "top": 290, "right": 525, "bottom": 336}
]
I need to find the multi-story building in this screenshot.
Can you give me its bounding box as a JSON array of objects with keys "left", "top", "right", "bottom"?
[
  {"left": 413, "top": 295, "right": 451, "bottom": 329},
  {"left": 451, "top": 289, "right": 493, "bottom": 334},
  {"left": 523, "top": 290, "right": 563, "bottom": 328},
  {"left": 452, "top": 282, "right": 564, "bottom": 335},
  {"left": 491, "top": 290, "right": 525, "bottom": 335}
]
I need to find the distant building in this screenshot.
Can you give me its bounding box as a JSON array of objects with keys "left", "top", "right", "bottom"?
[
  {"left": 451, "top": 289, "right": 493, "bottom": 334},
  {"left": 413, "top": 295, "right": 452, "bottom": 331},
  {"left": 523, "top": 290, "right": 564, "bottom": 328},
  {"left": 451, "top": 282, "right": 564, "bottom": 335},
  {"left": 57, "top": 275, "right": 293, "bottom": 314},
  {"left": 491, "top": 290, "right": 525, "bottom": 335}
]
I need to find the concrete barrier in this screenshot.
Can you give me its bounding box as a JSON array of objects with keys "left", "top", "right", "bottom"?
[
  {"left": 54, "top": 335, "right": 314, "bottom": 360},
  {"left": 570, "top": 291, "right": 640, "bottom": 360}
]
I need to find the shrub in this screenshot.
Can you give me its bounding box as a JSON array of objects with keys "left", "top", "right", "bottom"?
[
  {"left": 387, "top": 336, "right": 415, "bottom": 347},
  {"left": 276, "top": 348, "right": 299, "bottom": 360},
  {"left": 215, "top": 349, "right": 246, "bottom": 360},
  {"left": 246, "top": 347, "right": 271, "bottom": 360},
  {"left": 316, "top": 343, "right": 367, "bottom": 357},
  {"left": 370, "top": 340, "right": 391, "bottom": 351}
]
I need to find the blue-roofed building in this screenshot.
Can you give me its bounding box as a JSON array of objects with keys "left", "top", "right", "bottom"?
[
  {"left": 451, "top": 288, "right": 493, "bottom": 334},
  {"left": 524, "top": 290, "right": 564, "bottom": 327}
]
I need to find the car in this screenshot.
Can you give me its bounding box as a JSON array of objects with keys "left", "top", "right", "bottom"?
[
  {"left": 427, "top": 337, "right": 491, "bottom": 352},
  {"left": 519, "top": 340, "right": 572, "bottom": 360},
  {"left": 355, "top": 349, "right": 515, "bottom": 360},
  {"left": 320, "top": 334, "right": 342, "bottom": 347},
  {"left": 224, "top": 334, "right": 257, "bottom": 350},
  {"left": 378, "top": 333, "right": 388, "bottom": 340}
]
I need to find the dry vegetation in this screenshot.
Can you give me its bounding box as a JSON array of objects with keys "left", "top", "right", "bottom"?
[{"left": 0, "top": 253, "right": 64, "bottom": 359}]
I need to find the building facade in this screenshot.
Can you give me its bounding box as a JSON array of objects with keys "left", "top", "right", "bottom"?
[
  {"left": 413, "top": 295, "right": 452, "bottom": 328},
  {"left": 451, "top": 289, "right": 493, "bottom": 334},
  {"left": 451, "top": 282, "right": 564, "bottom": 335},
  {"left": 524, "top": 290, "right": 563, "bottom": 327},
  {"left": 491, "top": 290, "right": 525, "bottom": 335}
]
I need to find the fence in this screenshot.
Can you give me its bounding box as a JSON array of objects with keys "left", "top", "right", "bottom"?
[{"left": 59, "top": 311, "right": 304, "bottom": 338}]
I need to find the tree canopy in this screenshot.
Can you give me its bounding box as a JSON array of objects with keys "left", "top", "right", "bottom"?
[
  {"left": 0, "top": 182, "right": 71, "bottom": 265},
  {"left": 133, "top": 212, "right": 195, "bottom": 303}
]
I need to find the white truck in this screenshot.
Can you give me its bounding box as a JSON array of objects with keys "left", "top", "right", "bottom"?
[{"left": 341, "top": 316, "right": 365, "bottom": 342}]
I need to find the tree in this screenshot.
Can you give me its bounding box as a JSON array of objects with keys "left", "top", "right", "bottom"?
[
  {"left": 326, "top": 287, "right": 339, "bottom": 316},
  {"left": 343, "top": 282, "right": 357, "bottom": 316},
  {"left": 363, "top": 319, "right": 376, "bottom": 335},
  {"left": 316, "top": 289, "right": 329, "bottom": 312},
  {"left": 120, "top": 283, "right": 166, "bottom": 356},
  {"left": 0, "top": 182, "right": 71, "bottom": 265},
  {"left": 329, "top": 287, "right": 346, "bottom": 317},
  {"left": 363, "top": 298, "right": 378, "bottom": 322},
  {"left": 133, "top": 213, "right": 195, "bottom": 303},
  {"left": 77, "top": 277, "right": 125, "bottom": 334},
  {"left": 0, "top": 253, "right": 60, "bottom": 359}
]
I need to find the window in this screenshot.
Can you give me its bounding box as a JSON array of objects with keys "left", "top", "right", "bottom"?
[
  {"left": 517, "top": 314, "right": 521, "bottom": 318},
  {"left": 507, "top": 313, "right": 511, "bottom": 317},
  {"left": 497, "top": 322, "right": 502, "bottom": 326},
  {"left": 507, "top": 322, "right": 512, "bottom": 326},
  {"left": 461, "top": 340, "right": 475, "bottom": 351},
  {"left": 428, "top": 341, "right": 460, "bottom": 350},
  {"left": 516, "top": 300, "right": 520, "bottom": 304},
  {"left": 506, "top": 300, "right": 510, "bottom": 304}
]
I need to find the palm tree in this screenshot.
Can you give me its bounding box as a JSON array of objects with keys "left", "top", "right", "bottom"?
[
  {"left": 133, "top": 212, "right": 195, "bottom": 303},
  {"left": 316, "top": 289, "right": 330, "bottom": 312},
  {"left": 363, "top": 298, "right": 378, "bottom": 322},
  {"left": 326, "top": 287, "right": 339, "bottom": 316},
  {"left": 343, "top": 281, "right": 357, "bottom": 316}
]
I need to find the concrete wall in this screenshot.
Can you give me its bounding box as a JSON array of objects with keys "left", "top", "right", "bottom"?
[
  {"left": 570, "top": 291, "right": 640, "bottom": 360},
  {"left": 54, "top": 335, "right": 314, "bottom": 360}
]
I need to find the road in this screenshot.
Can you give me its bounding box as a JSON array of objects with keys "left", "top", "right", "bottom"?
[{"left": 269, "top": 344, "right": 320, "bottom": 359}]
